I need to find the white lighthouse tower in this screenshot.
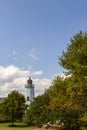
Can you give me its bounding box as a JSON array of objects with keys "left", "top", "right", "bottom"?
[{"left": 25, "top": 77, "right": 35, "bottom": 104}]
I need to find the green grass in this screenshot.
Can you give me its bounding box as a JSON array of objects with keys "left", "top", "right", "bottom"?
[{"left": 0, "top": 123, "right": 35, "bottom": 130}]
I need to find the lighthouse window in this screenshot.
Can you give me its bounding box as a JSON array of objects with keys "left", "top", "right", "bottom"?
[{"left": 27, "top": 96, "right": 29, "bottom": 101}]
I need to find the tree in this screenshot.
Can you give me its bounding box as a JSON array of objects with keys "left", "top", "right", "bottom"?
[
  {"left": 25, "top": 93, "right": 51, "bottom": 125},
  {"left": 1, "top": 90, "right": 26, "bottom": 125},
  {"left": 59, "top": 31, "right": 87, "bottom": 78},
  {"left": 57, "top": 31, "right": 87, "bottom": 128},
  {"left": 47, "top": 31, "right": 87, "bottom": 129},
  {"left": 25, "top": 30, "right": 87, "bottom": 129},
  {"left": 48, "top": 76, "right": 81, "bottom": 129},
  {"left": 59, "top": 31, "right": 87, "bottom": 111}
]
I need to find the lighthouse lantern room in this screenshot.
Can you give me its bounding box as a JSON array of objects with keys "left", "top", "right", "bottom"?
[{"left": 25, "top": 77, "right": 35, "bottom": 103}]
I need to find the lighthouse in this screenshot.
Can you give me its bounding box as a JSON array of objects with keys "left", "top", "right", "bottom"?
[{"left": 25, "top": 77, "right": 35, "bottom": 103}]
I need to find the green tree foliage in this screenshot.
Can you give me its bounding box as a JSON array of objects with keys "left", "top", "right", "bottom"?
[
  {"left": 59, "top": 31, "right": 87, "bottom": 78},
  {"left": 48, "top": 76, "right": 81, "bottom": 128},
  {"left": 25, "top": 93, "right": 51, "bottom": 125},
  {"left": 59, "top": 31, "right": 87, "bottom": 114},
  {"left": 0, "top": 90, "right": 26, "bottom": 125},
  {"left": 46, "top": 31, "right": 87, "bottom": 129},
  {"left": 25, "top": 31, "right": 87, "bottom": 129},
  {"left": 48, "top": 31, "right": 87, "bottom": 129}
]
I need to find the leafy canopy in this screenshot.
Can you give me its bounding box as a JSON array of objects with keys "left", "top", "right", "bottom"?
[{"left": 1, "top": 90, "right": 26, "bottom": 125}]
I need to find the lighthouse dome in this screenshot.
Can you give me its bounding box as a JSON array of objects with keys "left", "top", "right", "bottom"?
[{"left": 27, "top": 77, "right": 32, "bottom": 84}]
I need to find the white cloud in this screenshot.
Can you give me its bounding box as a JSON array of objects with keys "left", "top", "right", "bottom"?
[
  {"left": 12, "top": 50, "right": 18, "bottom": 60},
  {"left": 31, "top": 71, "right": 43, "bottom": 76},
  {"left": 0, "top": 65, "right": 28, "bottom": 82},
  {"left": 30, "top": 53, "right": 38, "bottom": 60},
  {"left": 0, "top": 65, "right": 52, "bottom": 98},
  {"left": 59, "top": 73, "right": 72, "bottom": 79},
  {"left": 34, "top": 78, "right": 52, "bottom": 96},
  {"left": 29, "top": 48, "right": 38, "bottom": 60}
]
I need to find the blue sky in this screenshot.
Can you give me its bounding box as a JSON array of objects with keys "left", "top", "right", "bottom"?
[{"left": 0, "top": 0, "right": 87, "bottom": 96}]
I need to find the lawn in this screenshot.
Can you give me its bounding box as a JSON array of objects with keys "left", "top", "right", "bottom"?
[
  {"left": 0, "top": 123, "right": 35, "bottom": 130},
  {"left": 1, "top": 123, "right": 87, "bottom": 130}
]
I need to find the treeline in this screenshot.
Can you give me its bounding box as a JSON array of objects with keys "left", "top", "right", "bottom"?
[
  {"left": 0, "top": 31, "right": 87, "bottom": 130},
  {"left": 25, "top": 31, "right": 87, "bottom": 129}
]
